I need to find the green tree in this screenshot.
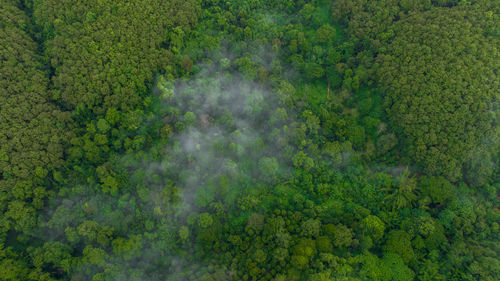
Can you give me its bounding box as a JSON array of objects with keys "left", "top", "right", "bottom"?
[
  {"left": 361, "top": 215, "right": 385, "bottom": 242},
  {"left": 383, "top": 230, "right": 415, "bottom": 264},
  {"left": 384, "top": 168, "right": 418, "bottom": 210}
]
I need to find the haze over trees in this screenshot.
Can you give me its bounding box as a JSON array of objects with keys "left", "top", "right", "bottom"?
[{"left": 0, "top": 0, "right": 498, "bottom": 280}]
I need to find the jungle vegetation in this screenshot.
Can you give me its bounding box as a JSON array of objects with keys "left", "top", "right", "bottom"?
[{"left": 0, "top": 0, "right": 499, "bottom": 280}]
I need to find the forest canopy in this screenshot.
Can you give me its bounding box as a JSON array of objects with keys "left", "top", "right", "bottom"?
[{"left": 0, "top": 0, "right": 498, "bottom": 280}]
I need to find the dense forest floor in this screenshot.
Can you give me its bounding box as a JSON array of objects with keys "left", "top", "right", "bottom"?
[{"left": 0, "top": 0, "right": 499, "bottom": 280}]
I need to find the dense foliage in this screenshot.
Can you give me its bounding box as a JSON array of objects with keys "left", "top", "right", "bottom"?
[{"left": 0, "top": 0, "right": 498, "bottom": 280}]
